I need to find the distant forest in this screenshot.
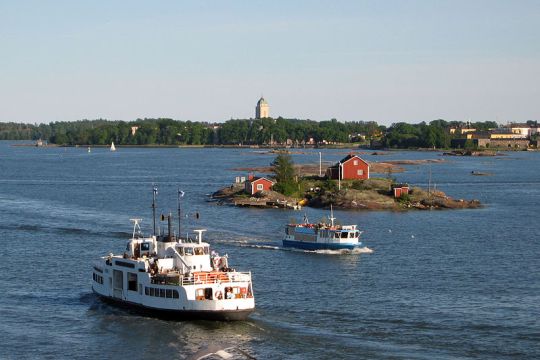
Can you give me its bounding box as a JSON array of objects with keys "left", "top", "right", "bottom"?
[{"left": 0, "top": 117, "right": 499, "bottom": 148}]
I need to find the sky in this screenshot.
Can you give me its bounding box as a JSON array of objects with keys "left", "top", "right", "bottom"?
[{"left": 0, "top": 0, "right": 539, "bottom": 125}]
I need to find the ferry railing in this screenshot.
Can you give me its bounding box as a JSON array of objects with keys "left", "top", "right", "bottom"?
[{"left": 180, "top": 271, "right": 252, "bottom": 286}]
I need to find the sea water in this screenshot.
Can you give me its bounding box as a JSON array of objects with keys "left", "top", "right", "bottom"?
[{"left": 0, "top": 142, "right": 538, "bottom": 359}]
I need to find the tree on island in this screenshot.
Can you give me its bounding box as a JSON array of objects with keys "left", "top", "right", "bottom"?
[{"left": 271, "top": 153, "right": 297, "bottom": 196}]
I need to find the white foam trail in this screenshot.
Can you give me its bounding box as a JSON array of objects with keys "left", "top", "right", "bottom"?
[
  {"left": 240, "top": 244, "right": 281, "bottom": 250},
  {"left": 312, "top": 246, "right": 373, "bottom": 255},
  {"left": 356, "top": 246, "right": 374, "bottom": 254}
]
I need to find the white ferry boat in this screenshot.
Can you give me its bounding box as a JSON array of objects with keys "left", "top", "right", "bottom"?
[
  {"left": 283, "top": 209, "right": 362, "bottom": 250},
  {"left": 92, "top": 189, "right": 255, "bottom": 321}
]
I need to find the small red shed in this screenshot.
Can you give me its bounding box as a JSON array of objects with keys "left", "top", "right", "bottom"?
[
  {"left": 392, "top": 184, "right": 410, "bottom": 198},
  {"left": 245, "top": 175, "right": 274, "bottom": 195},
  {"left": 326, "top": 154, "right": 370, "bottom": 180}
]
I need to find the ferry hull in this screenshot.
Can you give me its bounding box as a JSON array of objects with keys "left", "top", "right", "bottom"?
[
  {"left": 282, "top": 239, "right": 360, "bottom": 250},
  {"left": 94, "top": 291, "right": 254, "bottom": 321}
]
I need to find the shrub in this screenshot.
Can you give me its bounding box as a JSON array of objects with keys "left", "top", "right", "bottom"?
[
  {"left": 397, "top": 193, "right": 411, "bottom": 203},
  {"left": 321, "top": 179, "right": 338, "bottom": 192}
]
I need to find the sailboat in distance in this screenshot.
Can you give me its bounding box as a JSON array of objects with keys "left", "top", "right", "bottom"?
[{"left": 110, "top": 142, "right": 116, "bottom": 151}]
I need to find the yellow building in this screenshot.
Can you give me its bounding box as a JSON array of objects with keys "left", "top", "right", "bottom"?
[
  {"left": 490, "top": 133, "right": 523, "bottom": 139},
  {"left": 255, "top": 97, "right": 270, "bottom": 119}
]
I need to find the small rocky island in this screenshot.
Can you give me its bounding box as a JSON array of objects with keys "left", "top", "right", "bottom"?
[{"left": 212, "top": 153, "right": 481, "bottom": 211}]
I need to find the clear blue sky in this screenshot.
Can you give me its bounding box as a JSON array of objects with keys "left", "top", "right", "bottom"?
[{"left": 1, "top": 0, "right": 538, "bottom": 125}]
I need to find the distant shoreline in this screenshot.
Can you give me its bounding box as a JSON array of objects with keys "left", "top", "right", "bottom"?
[{"left": 7, "top": 141, "right": 537, "bottom": 151}]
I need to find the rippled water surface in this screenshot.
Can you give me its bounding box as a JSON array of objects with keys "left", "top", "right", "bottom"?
[{"left": 0, "top": 142, "right": 539, "bottom": 359}]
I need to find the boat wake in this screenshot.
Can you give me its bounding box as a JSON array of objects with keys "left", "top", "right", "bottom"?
[
  {"left": 312, "top": 247, "right": 373, "bottom": 255},
  {"left": 244, "top": 244, "right": 281, "bottom": 250},
  {"left": 217, "top": 239, "right": 281, "bottom": 251}
]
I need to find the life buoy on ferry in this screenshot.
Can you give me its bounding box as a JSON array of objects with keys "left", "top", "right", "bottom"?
[{"left": 215, "top": 291, "right": 223, "bottom": 300}]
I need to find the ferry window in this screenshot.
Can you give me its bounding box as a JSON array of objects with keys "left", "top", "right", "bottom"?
[
  {"left": 204, "top": 288, "right": 213, "bottom": 300},
  {"left": 185, "top": 247, "right": 193, "bottom": 255},
  {"left": 341, "top": 232, "right": 348, "bottom": 238},
  {"left": 195, "top": 247, "right": 203, "bottom": 255},
  {"left": 166, "top": 289, "right": 173, "bottom": 298},
  {"left": 196, "top": 289, "right": 205, "bottom": 300},
  {"left": 145, "top": 287, "right": 150, "bottom": 296},
  {"left": 128, "top": 273, "right": 138, "bottom": 291},
  {"left": 203, "top": 247, "right": 209, "bottom": 255},
  {"left": 141, "top": 243, "right": 150, "bottom": 251},
  {"left": 150, "top": 288, "right": 155, "bottom": 296},
  {"left": 177, "top": 247, "right": 184, "bottom": 255},
  {"left": 115, "top": 260, "right": 135, "bottom": 269},
  {"left": 173, "top": 290, "right": 179, "bottom": 299},
  {"left": 94, "top": 274, "right": 103, "bottom": 284},
  {"left": 355, "top": 231, "right": 359, "bottom": 238},
  {"left": 160, "top": 289, "right": 166, "bottom": 298},
  {"left": 335, "top": 233, "right": 340, "bottom": 238},
  {"left": 93, "top": 273, "right": 96, "bottom": 282}
]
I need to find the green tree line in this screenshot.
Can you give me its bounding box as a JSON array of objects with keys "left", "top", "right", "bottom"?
[
  {"left": 0, "top": 117, "right": 505, "bottom": 148},
  {"left": 383, "top": 120, "right": 499, "bottom": 148}
]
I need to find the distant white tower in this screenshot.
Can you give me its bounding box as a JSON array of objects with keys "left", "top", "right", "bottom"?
[{"left": 255, "top": 96, "right": 270, "bottom": 119}]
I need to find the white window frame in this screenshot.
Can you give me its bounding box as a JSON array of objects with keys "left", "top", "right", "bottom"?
[
  {"left": 353, "top": 160, "right": 358, "bottom": 165},
  {"left": 257, "top": 183, "right": 264, "bottom": 191},
  {"left": 357, "top": 169, "right": 363, "bottom": 176}
]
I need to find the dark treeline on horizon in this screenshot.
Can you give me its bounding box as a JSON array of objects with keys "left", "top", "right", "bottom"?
[{"left": 0, "top": 117, "right": 503, "bottom": 148}]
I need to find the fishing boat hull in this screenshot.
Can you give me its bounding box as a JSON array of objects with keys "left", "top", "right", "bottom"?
[
  {"left": 93, "top": 291, "right": 254, "bottom": 321},
  {"left": 282, "top": 239, "right": 360, "bottom": 250}
]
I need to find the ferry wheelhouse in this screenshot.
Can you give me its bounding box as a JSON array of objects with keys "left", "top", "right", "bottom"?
[
  {"left": 92, "top": 189, "right": 255, "bottom": 321},
  {"left": 283, "top": 210, "right": 362, "bottom": 250}
]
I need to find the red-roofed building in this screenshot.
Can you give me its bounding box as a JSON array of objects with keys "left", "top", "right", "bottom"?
[
  {"left": 326, "top": 154, "right": 370, "bottom": 180},
  {"left": 245, "top": 175, "right": 274, "bottom": 195}
]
